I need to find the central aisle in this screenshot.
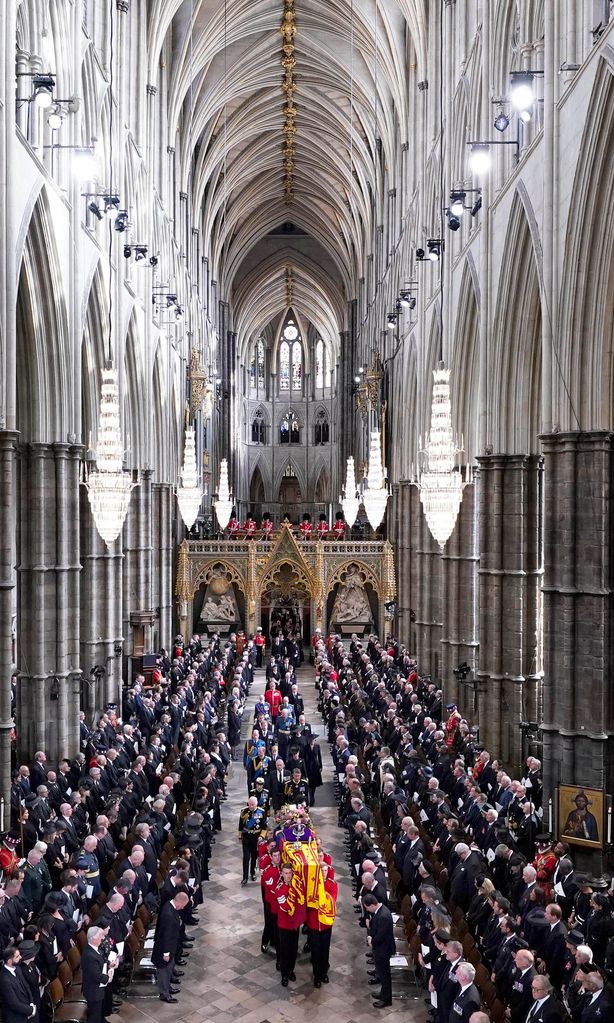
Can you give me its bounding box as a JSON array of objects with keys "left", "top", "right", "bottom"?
[{"left": 122, "top": 658, "right": 427, "bottom": 1023}]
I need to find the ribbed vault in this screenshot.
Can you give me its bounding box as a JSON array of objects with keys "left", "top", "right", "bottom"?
[{"left": 148, "top": 0, "right": 426, "bottom": 345}]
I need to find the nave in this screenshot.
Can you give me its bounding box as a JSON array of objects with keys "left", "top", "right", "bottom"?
[{"left": 117, "top": 660, "right": 426, "bottom": 1023}]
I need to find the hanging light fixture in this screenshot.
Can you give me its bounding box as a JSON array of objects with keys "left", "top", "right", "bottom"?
[
  {"left": 83, "top": 0, "right": 136, "bottom": 547},
  {"left": 415, "top": 365, "right": 469, "bottom": 549},
  {"left": 341, "top": 455, "right": 360, "bottom": 526},
  {"left": 84, "top": 367, "right": 137, "bottom": 546},
  {"left": 176, "top": 420, "right": 203, "bottom": 528},
  {"left": 214, "top": 458, "right": 233, "bottom": 530},
  {"left": 362, "top": 429, "right": 389, "bottom": 529}
]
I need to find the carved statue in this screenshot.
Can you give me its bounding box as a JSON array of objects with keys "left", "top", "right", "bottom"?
[
  {"left": 331, "top": 569, "right": 372, "bottom": 623},
  {"left": 201, "top": 591, "right": 236, "bottom": 622}
]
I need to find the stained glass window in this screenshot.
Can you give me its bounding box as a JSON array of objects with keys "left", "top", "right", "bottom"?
[
  {"left": 279, "top": 340, "right": 290, "bottom": 390},
  {"left": 292, "top": 341, "right": 302, "bottom": 390},
  {"left": 256, "top": 339, "right": 265, "bottom": 390}
]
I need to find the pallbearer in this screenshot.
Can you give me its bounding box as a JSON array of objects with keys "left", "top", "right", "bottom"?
[
  {"left": 275, "top": 862, "right": 305, "bottom": 986},
  {"left": 316, "top": 513, "right": 329, "bottom": 540},
  {"left": 307, "top": 861, "right": 338, "bottom": 987}
]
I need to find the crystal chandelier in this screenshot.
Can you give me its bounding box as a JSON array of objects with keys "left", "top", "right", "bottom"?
[
  {"left": 362, "top": 429, "right": 389, "bottom": 529},
  {"left": 176, "top": 422, "right": 203, "bottom": 529},
  {"left": 214, "top": 458, "right": 233, "bottom": 530},
  {"left": 341, "top": 456, "right": 360, "bottom": 526},
  {"left": 415, "top": 366, "right": 468, "bottom": 549},
  {"left": 84, "top": 367, "right": 137, "bottom": 547}
]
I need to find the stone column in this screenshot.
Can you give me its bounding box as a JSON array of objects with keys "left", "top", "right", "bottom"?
[
  {"left": 390, "top": 481, "right": 416, "bottom": 649},
  {"left": 441, "top": 480, "right": 479, "bottom": 709},
  {"left": 540, "top": 432, "right": 614, "bottom": 810},
  {"left": 414, "top": 496, "right": 443, "bottom": 677},
  {"left": 0, "top": 433, "right": 18, "bottom": 804},
  {"left": 122, "top": 471, "right": 153, "bottom": 657},
  {"left": 80, "top": 487, "right": 117, "bottom": 720},
  {"left": 153, "top": 482, "right": 175, "bottom": 647},
  {"left": 476, "top": 454, "right": 543, "bottom": 769},
  {"left": 17, "top": 444, "right": 82, "bottom": 761}
]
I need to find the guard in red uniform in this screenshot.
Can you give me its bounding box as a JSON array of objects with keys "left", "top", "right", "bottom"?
[
  {"left": 261, "top": 512, "right": 274, "bottom": 539},
  {"left": 299, "top": 513, "right": 312, "bottom": 540},
  {"left": 533, "top": 834, "right": 557, "bottom": 902},
  {"left": 0, "top": 832, "right": 20, "bottom": 874},
  {"left": 307, "top": 862, "right": 338, "bottom": 987},
  {"left": 261, "top": 847, "right": 281, "bottom": 954},
  {"left": 275, "top": 863, "right": 306, "bottom": 986},
  {"left": 333, "top": 511, "right": 347, "bottom": 539},
  {"left": 444, "top": 703, "right": 461, "bottom": 750},
  {"left": 243, "top": 512, "right": 257, "bottom": 537},
  {"left": 316, "top": 514, "right": 329, "bottom": 540},
  {"left": 254, "top": 627, "right": 266, "bottom": 667},
  {"left": 227, "top": 510, "right": 240, "bottom": 537},
  {"left": 264, "top": 680, "right": 282, "bottom": 720}
]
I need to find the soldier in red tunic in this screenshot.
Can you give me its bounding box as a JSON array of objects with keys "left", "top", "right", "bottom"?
[
  {"left": 227, "top": 509, "right": 240, "bottom": 537},
  {"left": 532, "top": 833, "right": 557, "bottom": 902},
  {"left": 243, "top": 512, "right": 257, "bottom": 537},
  {"left": 444, "top": 703, "right": 461, "bottom": 750},
  {"left": 275, "top": 862, "right": 306, "bottom": 985},
  {"left": 261, "top": 846, "right": 281, "bottom": 954},
  {"left": 0, "top": 832, "right": 20, "bottom": 875},
  {"left": 299, "top": 513, "right": 312, "bottom": 540},
  {"left": 316, "top": 513, "right": 329, "bottom": 541},
  {"left": 261, "top": 512, "right": 274, "bottom": 539},
  {"left": 307, "top": 862, "right": 338, "bottom": 987},
  {"left": 332, "top": 511, "right": 347, "bottom": 540}
]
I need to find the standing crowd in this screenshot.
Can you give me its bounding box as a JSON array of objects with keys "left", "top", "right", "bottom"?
[
  {"left": 314, "top": 629, "right": 614, "bottom": 1019},
  {"left": 1, "top": 633, "right": 255, "bottom": 1022}
]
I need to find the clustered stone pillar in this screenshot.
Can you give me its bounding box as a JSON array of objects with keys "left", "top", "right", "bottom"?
[
  {"left": 0, "top": 433, "right": 18, "bottom": 802},
  {"left": 441, "top": 480, "right": 479, "bottom": 709},
  {"left": 476, "top": 454, "right": 543, "bottom": 770},
  {"left": 17, "top": 444, "right": 82, "bottom": 762},
  {"left": 540, "top": 432, "right": 614, "bottom": 808},
  {"left": 122, "top": 471, "right": 154, "bottom": 658},
  {"left": 389, "top": 481, "right": 418, "bottom": 650},
  {"left": 153, "top": 483, "right": 175, "bottom": 648},
  {"left": 414, "top": 492, "right": 443, "bottom": 678}
]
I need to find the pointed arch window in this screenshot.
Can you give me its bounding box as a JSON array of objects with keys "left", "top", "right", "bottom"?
[
  {"left": 280, "top": 411, "right": 300, "bottom": 444},
  {"left": 315, "top": 339, "right": 332, "bottom": 390},
  {"left": 251, "top": 409, "right": 266, "bottom": 445},
  {"left": 249, "top": 338, "right": 266, "bottom": 395},
  {"left": 279, "top": 319, "right": 303, "bottom": 393},
  {"left": 291, "top": 341, "right": 302, "bottom": 390},
  {"left": 314, "top": 410, "right": 329, "bottom": 446},
  {"left": 279, "top": 340, "right": 290, "bottom": 390}
]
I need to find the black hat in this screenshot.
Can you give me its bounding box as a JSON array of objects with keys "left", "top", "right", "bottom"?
[
  {"left": 587, "top": 875, "right": 609, "bottom": 891},
  {"left": 574, "top": 873, "right": 592, "bottom": 888},
  {"left": 24, "top": 794, "right": 38, "bottom": 807},
  {"left": 2, "top": 832, "right": 19, "bottom": 847},
  {"left": 262, "top": 512, "right": 271, "bottom": 520},
  {"left": 18, "top": 940, "right": 39, "bottom": 961},
  {"left": 335, "top": 511, "right": 344, "bottom": 520},
  {"left": 566, "top": 929, "right": 585, "bottom": 947},
  {"left": 433, "top": 928, "right": 451, "bottom": 943},
  {"left": 446, "top": 703, "right": 457, "bottom": 711},
  {"left": 535, "top": 833, "right": 553, "bottom": 845},
  {"left": 319, "top": 513, "right": 327, "bottom": 521},
  {"left": 45, "top": 891, "right": 66, "bottom": 911},
  {"left": 302, "top": 513, "right": 311, "bottom": 521}
]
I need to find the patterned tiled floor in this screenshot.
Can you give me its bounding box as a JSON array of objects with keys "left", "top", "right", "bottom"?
[{"left": 116, "top": 660, "right": 429, "bottom": 1023}]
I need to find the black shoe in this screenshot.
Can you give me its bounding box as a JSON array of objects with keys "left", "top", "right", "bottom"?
[
  {"left": 261, "top": 943, "right": 269, "bottom": 954},
  {"left": 372, "top": 1000, "right": 392, "bottom": 1008},
  {"left": 368, "top": 971, "right": 380, "bottom": 978},
  {"left": 322, "top": 975, "right": 329, "bottom": 983},
  {"left": 289, "top": 972, "right": 296, "bottom": 981},
  {"left": 184, "top": 934, "right": 197, "bottom": 942},
  {"left": 159, "top": 996, "right": 178, "bottom": 1003},
  {"left": 250, "top": 873, "right": 256, "bottom": 881},
  {"left": 187, "top": 917, "right": 200, "bottom": 925},
  {"left": 281, "top": 977, "right": 289, "bottom": 987},
  {"left": 170, "top": 988, "right": 180, "bottom": 995},
  {"left": 175, "top": 958, "right": 187, "bottom": 966},
  {"left": 172, "top": 971, "right": 184, "bottom": 979},
  {"left": 314, "top": 979, "right": 321, "bottom": 988},
  {"left": 368, "top": 978, "right": 381, "bottom": 986},
  {"left": 182, "top": 943, "right": 194, "bottom": 949},
  {"left": 241, "top": 879, "right": 248, "bottom": 886}
]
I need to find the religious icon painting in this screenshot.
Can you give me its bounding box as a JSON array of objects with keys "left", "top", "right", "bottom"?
[{"left": 558, "top": 784, "right": 604, "bottom": 849}]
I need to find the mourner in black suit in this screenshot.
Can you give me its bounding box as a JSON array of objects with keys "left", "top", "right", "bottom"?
[
  {"left": 507, "top": 950, "right": 537, "bottom": 1023},
  {"left": 363, "top": 893, "right": 396, "bottom": 1008},
  {"left": 80, "top": 928, "right": 116, "bottom": 1023},
  {"left": 152, "top": 893, "right": 189, "bottom": 1002},
  {"left": 0, "top": 947, "right": 37, "bottom": 1023},
  {"left": 268, "top": 759, "right": 290, "bottom": 812},
  {"left": 447, "top": 962, "right": 481, "bottom": 1023},
  {"left": 523, "top": 976, "right": 567, "bottom": 1023}
]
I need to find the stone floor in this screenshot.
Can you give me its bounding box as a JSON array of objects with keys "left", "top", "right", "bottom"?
[{"left": 115, "top": 659, "right": 429, "bottom": 1023}]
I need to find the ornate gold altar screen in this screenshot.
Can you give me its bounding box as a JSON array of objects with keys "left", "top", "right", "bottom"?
[{"left": 175, "top": 524, "right": 396, "bottom": 640}]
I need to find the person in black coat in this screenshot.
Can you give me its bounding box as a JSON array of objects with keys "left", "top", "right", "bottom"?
[
  {"left": 81, "top": 926, "right": 116, "bottom": 1023},
  {"left": 507, "top": 948, "right": 537, "bottom": 1023},
  {"left": 0, "top": 946, "right": 37, "bottom": 1023},
  {"left": 303, "top": 736, "right": 323, "bottom": 806},
  {"left": 152, "top": 892, "right": 190, "bottom": 1003},
  {"left": 524, "top": 976, "right": 567, "bottom": 1022},
  {"left": 363, "top": 893, "right": 396, "bottom": 1008},
  {"left": 576, "top": 973, "right": 612, "bottom": 1023},
  {"left": 268, "top": 758, "right": 289, "bottom": 812},
  {"left": 16, "top": 942, "right": 41, "bottom": 1023},
  {"left": 537, "top": 904, "right": 568, "bottom": 989},
  {"left": 448, "top": 962, "right": 481, "bottom": 1023}
]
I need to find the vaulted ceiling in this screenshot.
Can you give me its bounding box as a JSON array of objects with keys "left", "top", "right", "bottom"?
[{"left": 147, "top": 0, "right": 428, "bottom": 357}]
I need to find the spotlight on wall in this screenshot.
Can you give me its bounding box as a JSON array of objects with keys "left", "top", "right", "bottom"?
[
  {"left": 494, "top": 110, "right": 510, "bottom": 132},
  {"left": 510, "top": 71, "right": 534, "bottom": 111},
  {"left": 468, "top": 143, "right": 492, "bottom": 175},
  {"left": 387, "top": 312, "right": 396, "bottom": 330},
  {"left": 471, "top": 195, "right": 483, "bottom": 217},
  {"left": 114, "top": 210, "right": 129, "bottom": 232},
  {"left": 446, "top": 209, "right": 461, "bottom": 232},
  {"left": 47, "top": 108, "right": 63, "bottom": 130},
  {"left": 88, "top": 201, "right": 103, "bottom": 221},
  {"left": 32, "top": 74, "right": 55, "bottom": 108},
  {"left": 103, "top": 195, "right": 120, "bottom": 220},
  {"left": 450, "top": 191, "right": 466, "bottom": 216},
  {"left": 354, "top": 375, "right": 361, "bottom": 384},
  {"left": 427, "top": 240, "right": 442, "bottom": 261},
  {"left": 134, "top": 245, "right": 148, "bottom": 261},
  {"left": 399, "top": 291, "right": 416, "bottom": 309},
  {"left": 519, "top": 108, "right": 532, "bottom": 124},
  {"left": 123, "top": 245, "right": 132, "bottom": 258},
  {"left": 149, "top": 255, "right": 158, "bottom": 268}
]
